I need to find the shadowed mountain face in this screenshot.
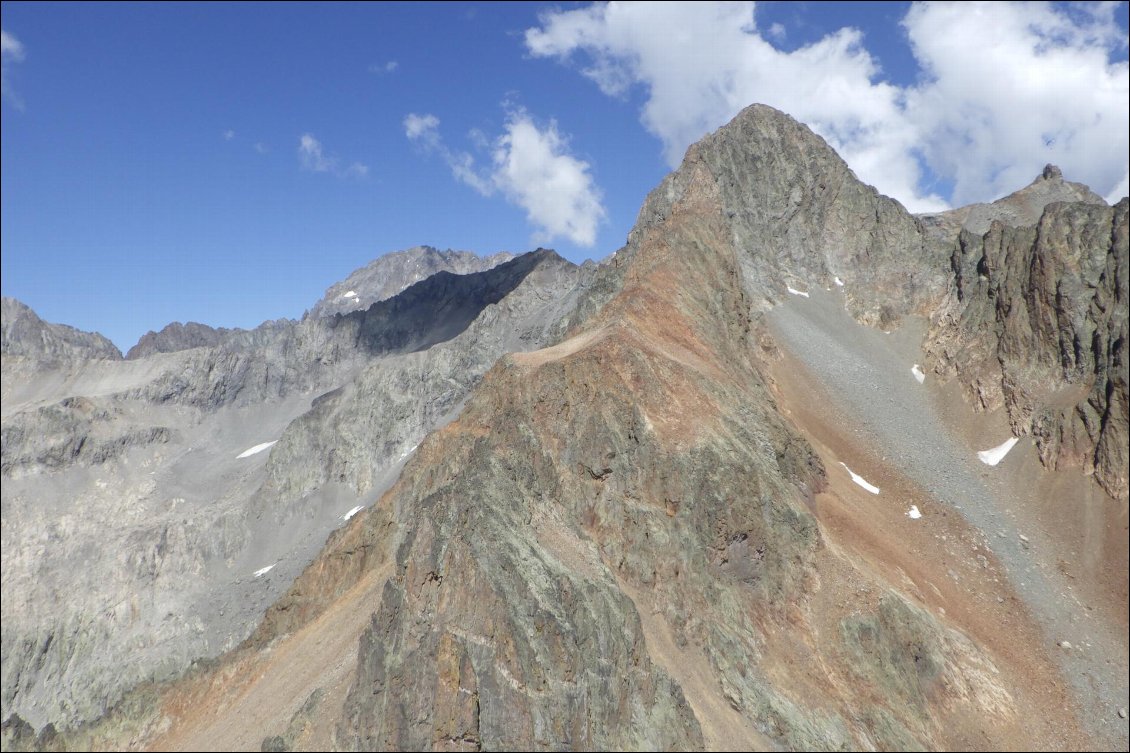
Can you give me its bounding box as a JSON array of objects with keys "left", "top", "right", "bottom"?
[
  {"left": 309, "top": 246, "right": 516, "bottom": 320},
  {"left": 340, "top": 250, "right": 564, "bottom": 356},
  {"left": 123, "top": 247, "right": 521, "bottom": 361},
  {"left": 1, "top": 105, "right": 1126, "bottom": 752}
]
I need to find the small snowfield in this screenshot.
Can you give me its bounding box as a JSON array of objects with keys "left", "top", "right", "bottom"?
[
  {"left": 977, "top": 437, "right": 1018, "bottom": 466},
  {"left": 840, "top": 462, "right": 880, "bottom": 494},
  {"left": 237, "top": 441, "right": 277, "bottom": 459}
]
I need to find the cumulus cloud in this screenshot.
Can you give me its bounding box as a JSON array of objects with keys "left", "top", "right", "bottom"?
[
  {"left": 903, "top": 1, "right": 1129, "bottom": 206},
  {"left": 404, "top": 110, "right": 605, "bottom": 246},
  {"left": 525, "top": 1, "right": 1129, "bottom": 211},
  {"left": 492, "top": 112, "right": 607, "bottom": 246},
  {"left": 297, "top": 133, "right": 368, "bottom": 178},
  {"left": 2, "top": 29, "right": 27, "bottom": 111}
]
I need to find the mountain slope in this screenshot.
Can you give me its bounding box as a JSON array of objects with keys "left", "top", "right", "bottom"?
[{"left": 0, "top": 250, "right": 589, "bottom": 732}]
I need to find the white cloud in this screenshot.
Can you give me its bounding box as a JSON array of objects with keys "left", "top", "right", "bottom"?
[
  {"left": 299, "top": 133, "right": 333, "bottom": 171},
  {"left": 492, "top": 111, "right": 606, "bottom": 247},
  {"left": 1106, "top": 170, "right": 1129, "bottom": 205},
  {"left": 903, "top": 1, "right": 1130, "bottom": 206},
  {"left": 297, "top": 133, "right": 369, "bottom": 179},
  {"left": 223, "top": 129, "right": 235, "bottom": 141},
  {"left": 525, "top": 1, "right": 1129, "bottom": 212},
  {"left": 2, "top": 29, "right": 27, "bottom": 111},
  {"left": 404, "top": 113, "right": 440, "bottom": 142},
  {"left": 254, "top": 142, "right": 269, "bottom": 154},
  {"left": 404, "top": 110, "right": 605, "bottom": 247},
  {"left": 370, "top": 60, "right": 399, "bottom": 74}
]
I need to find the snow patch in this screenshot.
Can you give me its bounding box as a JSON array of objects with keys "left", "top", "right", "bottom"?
[
  {"left": 253, "top": 564, "right": 275, "bottom": 578},
  {"left": 787, "top": 286, "right": 810, "bottom": 298},
  {"left": 978, "top": 437, "right": 1019, "bottom": 466},
  {"left": 911, "top": 364, "right": 926, "bottom": 384},
  {"left": 907, "top": 505, "right": 922, "bottom": 519},
  {"left": 834, "top": 276, "right": 845, "bottom": 287},
  {"left": 839, "top": 463, "right": 880, "bottom": 494},
  {"left": 340, "top": 290, "right": 359, "bottom": 299},
  {"left": 237, "top": 441, "right": 277, "bottom": 459},
  {"left": 343, "top": 505, "right": 364, "bottom": 521},
  {"left": 399, "top": 443, "right": 418, "bottom": 460}
]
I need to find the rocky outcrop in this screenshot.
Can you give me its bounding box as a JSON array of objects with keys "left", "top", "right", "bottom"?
[
  {"left": 327, "top": 146, "right": 826, "bottom": 750},
  {"left": 309, "top": 246, "right": 514, "bottom": 318},
  {"left": 1, "top": 397, "right": 171, "bottom": 477},
  {"left": 125, "top": 322, "right": 234, "bottom": 359},
  {"left": 918, "top": 164, "right": 1108, "bottom": 241},
  {"left": 927, "top": 198, "right": 1129, "bottom": 498},
  {"left": 569, "top": 104, "right": 950, "bottom": 335},
  {"left": 1, "top": 298, "right": 122, "bottom": 363}
]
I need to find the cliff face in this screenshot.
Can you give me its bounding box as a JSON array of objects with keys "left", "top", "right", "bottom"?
[{"left": 927, "top": 198, "right": 1129, "bottom": 499}]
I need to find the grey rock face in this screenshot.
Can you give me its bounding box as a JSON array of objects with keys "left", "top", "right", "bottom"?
[
  {"left": 918, "top": 163, "right": 1108, "bottom": 240},
  {"left": 927, "top": 198, "right": 1129, "bottom": 499},
  {"left": 1, "top": 396, "right": 172, "bottom": 477},
  {"left": 0, "top": 250, "right": 588, "bottom": 731},
  {"left": 1, "top": 298, "right": 122, "bottom": 363},
  {"left": 684, "top": 104, "right": 944, "bottom": 326},
  {"left": 566, "top": 103, "right": 947, "bottom": 336},
  {"left": 125, "top": 321, "right": 234, "bottom": 359},
  {"left": 309, "top": 246, "right": 515, "bottom": 318}
]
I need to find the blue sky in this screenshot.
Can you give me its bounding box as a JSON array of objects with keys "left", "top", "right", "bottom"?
[{"left": 2, "top": 2, "right": 1127, "bottom": 351}]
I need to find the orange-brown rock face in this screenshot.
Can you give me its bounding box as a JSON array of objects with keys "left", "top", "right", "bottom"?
[{"left": 331, "top": 152, "right": 825, "bottom": 750}]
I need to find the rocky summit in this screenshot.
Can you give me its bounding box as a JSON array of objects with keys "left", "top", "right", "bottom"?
[{"left": 1, "top": 104, "right": 1126, "bottom": 752}]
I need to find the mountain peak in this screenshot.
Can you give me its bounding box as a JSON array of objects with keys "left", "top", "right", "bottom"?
[
  {"left": 308, "top": 246, "right": 516, "bottom": 318},
  {"left": 1, "top": 297, "right": 122, "bottom": 363},
  {"left": 1040, "top": 163, "right": 1063, "bottom": 181}
]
